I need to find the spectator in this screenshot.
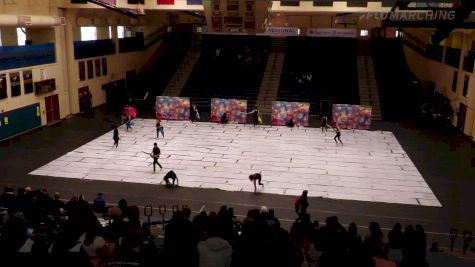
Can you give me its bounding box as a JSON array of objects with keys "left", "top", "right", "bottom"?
[
  {"left": 93, "top": 193, "right": 106, "bottom": 214},
  {"left": 388, "top": 223, "right": 403, "bottom": 249},
  {"left": 197, "top": 224, "right": 233, "bottom": 267}
]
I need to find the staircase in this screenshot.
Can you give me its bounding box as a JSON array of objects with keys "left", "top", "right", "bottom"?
[
  {"left": 162, "top": 51, "right": 201, "bottom": 97},
  {"left": 358, "top": 56, "right": 382, "bottom": 121},
  {"left": 256, "top": 52, "right": 285, "bottom": 113}
]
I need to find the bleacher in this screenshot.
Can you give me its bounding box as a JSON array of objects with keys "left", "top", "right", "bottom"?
[
  {"left": 180, "top": 34, "right": 271, "bottom": 112},
  {"left": 138, "top": 32, "right": 192, "bottom": 104},
  {"left": 1, "top": 186, "right": 472, "bottom": 267},
  {"left": 278, "top": 37, "right": 359, "bottom": 115},
  {"left": 373, "top": 38, "right": 417, "bottom": 121}
]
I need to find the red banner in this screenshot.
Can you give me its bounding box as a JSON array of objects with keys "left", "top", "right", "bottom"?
[{"left": 157, "top": 0, "right": 174, "bottom": 4}]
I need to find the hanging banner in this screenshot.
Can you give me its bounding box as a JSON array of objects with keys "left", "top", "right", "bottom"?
[
  {"left": 307, "top": 28, "right": 358, "bottom": 38},
  {"left": 187, "top": 0, "right": 202, "bottom": 4},
  {"left": 271, "top": 101, "right": 310, "bottom": 126},
  {"left": 157, "top": 0, "right": 174, "bottom": 4},
  {"left": 210, "top": 98, "right": 247, "bottom": 124},
  {"left": 332, "top": 104, "right": 372, "bottom": 130},
  {"left": 265, "top": 27, "right": 300, "bottom": 36},
  {"left": 155, "top": 96, "right": 190, "bottom": 120}
]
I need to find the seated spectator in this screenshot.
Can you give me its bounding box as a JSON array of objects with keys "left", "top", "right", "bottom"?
[
  {"left": 93, "top": 193, "right": 106, "bottom": 214},
  {"left": 197, "top": 224, "right": 233, "bottom": 267},
  {"left": 52, "top": 192, "right": 66, "bottom": 216},
  {"left": 373, "top": 246, "right": 396, "bottom": 267},
  {"left": 387, "top": 223, "right": 403, "bottom": 249},
  {"left": 0, "top": 186, "right": 16, "bottom": 210},
  {"left": 109, "top": 226, "right": 144, "bottom": 267}
]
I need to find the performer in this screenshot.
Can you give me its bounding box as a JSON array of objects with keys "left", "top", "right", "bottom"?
[
  {"left": 162, "top": 170, "right": 179, "bottom": 187},
  {"left": 321, "top": 115, "right": 328, "bottom": 132},
  {"left": 247, "top": 106, "right": 260, "bottom": 127},
  {"left": 295, "top": 190, "right": 309, "bottom": 219},
  {"left": 249, "top": 172, "right": 263, "bottom": 192},
  {"left": 285, "top": 119, "right": 295, "bottom": 128},
  {"left": 112, "top": 127, "right": 119, "bottom": 148},
  {"left": 126, "top": 115, "right": 133, "bottom": 131},
  {"left": 152, "top": 143, "right": 162, "bottom": 172},
  {"left": 333, "top": 126, "right": 343, "bottom": 145},
  {"left": 156, "top": 119, "right": 165, "bottom": 138},
  {"left": 190, "top": 104, "right": 199, "bottom": 123},
  {"left": 220, "top": 113, "right": 228, "bottom": 124}
]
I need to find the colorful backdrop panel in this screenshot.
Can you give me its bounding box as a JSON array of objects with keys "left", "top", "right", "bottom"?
[
  {"left": 210, "top": 98, "right": 248, "bottom": 124},
  {"left": 271, "top": 101, "right": 310, "bottom": 126},
  {"left": 155, "top": 96, "right": 190, "bottom": 120},
  {"left": 332, "top": 104, "right": 372, "bottom": 130}
]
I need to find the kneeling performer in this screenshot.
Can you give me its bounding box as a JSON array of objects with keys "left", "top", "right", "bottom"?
[
  {"left": 249, "top": 172, "right": 263, "bottom": 192},
  {"left": 163, "top": 170, "right": 179, "bottom": 187}
]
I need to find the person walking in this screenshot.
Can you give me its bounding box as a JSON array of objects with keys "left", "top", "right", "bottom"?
[
  {"left": 333, "top": 126, "right": 343, "bottom": 145},
  {"left": 152, "top": 143, "right": 163, "bottom": 172},
  {"left": 112, "top": 127, "right": 119, "bottom": 148},
  {"left": 156, "top": 119, "right": 165, "bottom": 138},
  {"left": 321, "top": 115, "right": 328, "bottom": 132}
]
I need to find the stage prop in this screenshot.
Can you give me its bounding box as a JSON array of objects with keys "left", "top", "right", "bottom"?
[
  {"left": 155, "top": 96, "right": 190, "bottom": 120},
  {"left": 271, "top": 101, "right": 310, "bottom": 126},
  {"left": 210, "top": 98, "right": 247, "bottom": 124},
  {"left": 332, "top": 104, "right": 372, "bottom": 130},
  {"left": 123, "top": 106, "right": 138, "bottom": 118}
]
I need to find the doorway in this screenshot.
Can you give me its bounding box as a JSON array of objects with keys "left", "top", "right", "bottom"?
[{"left": 45, "top": 94, "right": 60, "bottom": 124}]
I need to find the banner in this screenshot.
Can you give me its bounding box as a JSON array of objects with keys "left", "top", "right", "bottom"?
[
  {"left": 210, "top": 98, "right": 247, "bottom": 124},
  {"left": 307, "top": 28, "right": 358, "bottom": 38},
  {"left": 271, "top": 101, "right": 310, "bottom": 126},
  {"left": 265, "top": 27, "right": 300, "bottom": 36},
  {"left": 332, "top": 104, "right": 372, "bottom": 130},
  {"left": 156, "top": 96, "right": 190, "bottom": 120},
  {"left": 157, "top": 0, "right": 174, "bottom": 4},
  {"left": 187, "top": 0, "right": 202, "bottom": 4}
]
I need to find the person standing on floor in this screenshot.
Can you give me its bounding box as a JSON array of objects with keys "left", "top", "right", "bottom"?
[
  {"left": 190, "top": 104, "right": 199, "bottom": 123},
  {"left": 321, "top": 115, "right": 328, "bottom": 132},
  {"left": 126, "top": 115, "right": 133, "bottom": 131},
  {"left": 295, "top": 190, "right": 309, "bottom": 219},
  {"left": 333, "top": 126, "right": 343, "bottom": 145},
  {"left": 156, "top": 119, "right": 165, "bottom": 138},
  {"left": 152, "top": 143, "right": 163, "bottom": 172},
  {"left": 247, "top": 106, "right": 260, "bottom": 127},
  {"left": 112, "top": 127, "right": 119, "bottom": 148}
]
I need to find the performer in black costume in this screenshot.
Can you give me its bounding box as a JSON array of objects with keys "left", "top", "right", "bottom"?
[
  {"left": 247, "top": 106, "right": 260, "bottom": 127},
  {"left": 152, "top": 143, "right": 163, "bottom": 171},
  {"left": 162, "top": 170, "right": 179, "bottom": 187},
  {"left": 190, "top": 104, "right": 198, "bottom": 123},
  {"left": 112, "top": 127, "right": 119, "bottom": 148},
  {"left": 249, "top": 172, "right": 263, "bottom": 192},
  {"left": 333, "top": 126, "right": 343, "bottom": 145},
  {"left": 321, "top": 116, "right": 328, "bottom": 132},
  {"left": 220, "top": 113, "right": 228, "bottom": 124}
]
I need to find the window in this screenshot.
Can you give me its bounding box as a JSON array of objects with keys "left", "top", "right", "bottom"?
[
  {"left": 17, "top": 28, "right": 26, "bottom": 45},
  {"left": 118, "top": 26, "right": 125, "bottom": 39},
  {"left": 360, "top": 30, "right": 369, "bottom": 37},
  {"left": 80, "top": 27, "right": 97, "bottom": 41},
  {"left": 463, "top": 74, "right": 469, "bottom": 97},
  {"left": 108, "top": 26, "right": 112, "bottom": 39},
  {"left": 0, "top": 29, "right": 2, "bottom": 46}
]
